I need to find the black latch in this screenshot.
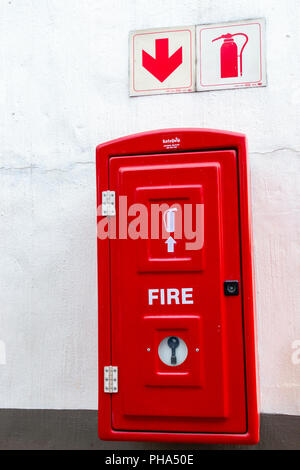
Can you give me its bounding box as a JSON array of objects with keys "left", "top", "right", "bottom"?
[{"left": 224, "top": 281, "right": 240, "bottom": 296}]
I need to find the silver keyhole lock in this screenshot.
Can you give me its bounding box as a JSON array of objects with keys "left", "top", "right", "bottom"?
[{"left": 158, "top": 336, "right": 188, "bottom": 367}]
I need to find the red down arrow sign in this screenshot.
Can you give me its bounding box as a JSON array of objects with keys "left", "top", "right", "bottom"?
[{"left": 142, "top": 38, "right": 183, "bottom": 82}]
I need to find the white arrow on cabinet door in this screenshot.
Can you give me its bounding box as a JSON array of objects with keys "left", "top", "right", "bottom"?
[{"left": 166, "top": 236, "right": 176, "bottom": 253}]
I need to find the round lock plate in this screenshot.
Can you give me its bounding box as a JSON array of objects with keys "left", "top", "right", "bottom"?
[{"left": 158, "top": 336, "right": 188, "bottom": 367}]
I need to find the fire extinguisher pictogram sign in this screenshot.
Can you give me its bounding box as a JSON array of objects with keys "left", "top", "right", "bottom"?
[
  {"left": 196, "top": 18, "right": 267, "bottom": 92},
  {"left": 212, "top": 33, "right": 249, "bottom": 79}
]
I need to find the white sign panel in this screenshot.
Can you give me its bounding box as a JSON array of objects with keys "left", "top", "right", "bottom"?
[
  {"left": 196, "top": 18, "right": 267, "bottom": 91},
  {"left": 130, "top": 26, "right": 195, "bottom": 97}
]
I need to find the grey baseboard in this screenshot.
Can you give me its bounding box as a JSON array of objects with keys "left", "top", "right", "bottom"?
[{"left": 0, "top": 410, "right": 299, "bottom": 450}]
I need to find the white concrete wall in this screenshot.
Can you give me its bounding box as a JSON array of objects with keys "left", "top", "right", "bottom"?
[{"left": 0, "top": 0, "right": 299, "bottom": 414}]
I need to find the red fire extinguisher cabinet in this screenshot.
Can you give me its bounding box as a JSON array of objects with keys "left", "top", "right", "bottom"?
[{"left": 96, "top": 129, "right": 259, "bottom": 444}]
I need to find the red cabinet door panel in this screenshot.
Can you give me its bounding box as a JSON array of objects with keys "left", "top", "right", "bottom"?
[{"left": 109, "top": 150, "right": 246, "bottom": 434}]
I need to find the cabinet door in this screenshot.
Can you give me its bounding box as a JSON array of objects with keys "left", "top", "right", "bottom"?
[{"left": 109, "top": 150, "right": 246, "bottom": 434}]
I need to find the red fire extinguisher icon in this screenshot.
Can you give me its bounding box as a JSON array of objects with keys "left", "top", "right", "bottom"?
[{"left": 212, "top": 33, "right": 249, "bottom": 79}]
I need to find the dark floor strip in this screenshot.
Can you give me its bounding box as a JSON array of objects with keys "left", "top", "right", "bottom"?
[{"left": 0, "top": 410, "right": 299, "bottom": 450}]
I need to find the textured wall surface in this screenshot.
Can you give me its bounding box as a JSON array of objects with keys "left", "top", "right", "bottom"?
[{"left": 0, "top": 0, "right": 299, "bottom": 414}]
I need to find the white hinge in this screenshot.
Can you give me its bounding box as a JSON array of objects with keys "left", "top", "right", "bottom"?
[
  {"left": 104, "top": 366, "right": 118, "bottom": 393},
  {"left": 102, "top": 191, "right": 116, "bottom": 216}
]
